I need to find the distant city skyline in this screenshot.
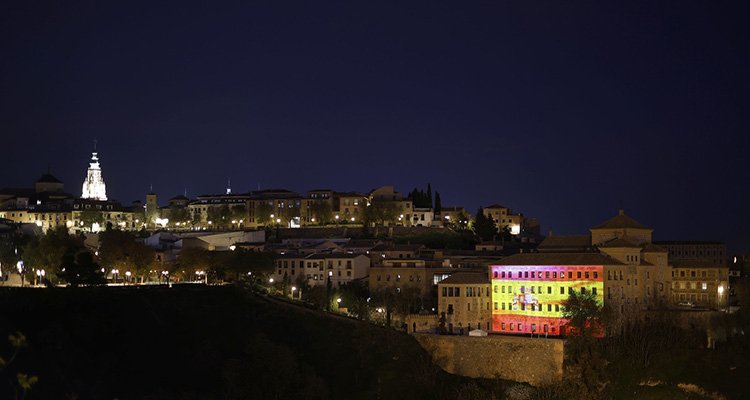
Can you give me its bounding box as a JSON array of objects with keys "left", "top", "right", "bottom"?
[{"left": 2, "top": 2, "right": 748, "bottom": 252}]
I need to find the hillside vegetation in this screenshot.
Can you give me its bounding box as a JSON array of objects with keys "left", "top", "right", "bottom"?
[{"left": 0, "top": 285, "right": 510, "bottom": 399}]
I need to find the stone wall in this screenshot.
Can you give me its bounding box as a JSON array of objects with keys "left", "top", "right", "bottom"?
[{"left": 414, "top": 334, "right": 564, "bottom": 386}]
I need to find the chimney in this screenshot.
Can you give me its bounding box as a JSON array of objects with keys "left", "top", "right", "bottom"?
[
  {"left": 618, "top": 209, "right": 625, "bottom": 216},
  {"left": 548, "top": 230, "right": 553, "bottom": 237}
]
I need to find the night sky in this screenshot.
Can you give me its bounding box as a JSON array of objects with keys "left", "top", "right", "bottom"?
[{"left": 2, "top": 2, "right": 748, "bottom": 251}]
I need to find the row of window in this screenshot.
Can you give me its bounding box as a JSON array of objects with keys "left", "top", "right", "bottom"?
[
  {"left": 277, "top": 270, "right": 353, "bottom": 278},
  {"left": 493, "top": 285, "right": 598, "bottom": 296},
  {"left": 442, "top": 286, "right": 490, "bottom": 297},
  {"left": 668, "top": 249, "right": 724, "bottom": 257},
  {"left": 672, "top": 281, "right": 710, "bottom": 291},
  {"left": 498, "top": 322, "right": 556, "bottom": 334},
  {"left": 673, "top": 270, "right": 716, "bottom": 278},
  {"left": 376, "top": 274, "right": 422, "bottom": 282},
  {"left": 277, "top": 260, "right": 353, "bottom": 269},
  {"left": 492, "top": 270, "right": 599, "bottom": 280},
  {"left": 494, "top": 302, "right": 561, "bottom": 312}
]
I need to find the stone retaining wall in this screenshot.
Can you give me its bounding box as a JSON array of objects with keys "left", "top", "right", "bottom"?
[{"left": 414, "top": 333, "right": 564, "bottom": 386}]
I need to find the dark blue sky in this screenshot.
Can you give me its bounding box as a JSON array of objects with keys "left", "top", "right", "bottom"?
[{"left": 2, "top": 1, "right": 748, "bottom": 251}]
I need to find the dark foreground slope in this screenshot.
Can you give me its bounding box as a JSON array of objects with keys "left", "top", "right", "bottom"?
[{"left": 0, "top": 285, "right": 508, "bottom": 400}]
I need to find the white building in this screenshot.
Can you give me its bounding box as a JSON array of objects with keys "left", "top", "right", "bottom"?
[
  {"left": 81, "top": 149, "right": 107, "bottom": 201},
  {"left": 273, "top": 253, "right": 371, "bottom": 288}
]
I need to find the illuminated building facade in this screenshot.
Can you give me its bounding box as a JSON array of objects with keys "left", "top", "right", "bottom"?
[
  {"left": 81, "top": 150, "right": 108, "bottom": 201},
  {"left": 490, "top": 263, "right": 604, "bottom": 336}
]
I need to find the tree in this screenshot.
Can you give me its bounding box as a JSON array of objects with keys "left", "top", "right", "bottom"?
[
  {"left": 255, "top": 203, "right": 274, "bottom": 226},
  {"left": 339, "top": 280, "right": 371, "bottom": 320},
  {"left": 426, "top": 183, "right": 433, "bottom": 209},
  {"left": 309, "top": 201, "right": 333, "bottom": 225},
  {"left": 362, "top": 200, "right": 399, "bottom": 226},
  {"left": 168, "top": 206, "right": 190, "bottom": 227},
  {"left": 98, "top": 230, "right": 155, "bottom": 283},
  {"left": 434, "top": 191, "right": 442, "bottom": 214},
  {"left": 58, "top": 250, "right": 107, "bottom": 287},
  {"left": 79, "top": 209, "right": 104, "bottom": 231},
  {"left": 562, "top": 290, "right": 604, "bottom": 337},
  {"left": 230, "top": 204, "right": 247, "bottom": 225},
  {"left": 207, "top": 205, "right": 231, "bottom": 229},
  {"left": 218, "top": 249, "right": 276, "bottom": 281},
  {"left": 0, "top": 232, "right": 27, "bottom": 271},
  {"left": 281, "top": 204, "right": 300, "bottom": 226},
  {"left": 0, "top": 332, "right": 38, "bottom": 400},
  {"left": 473, "top": 208, "right": 497, "bottom": 241},
  {"left": 22, "top": 226, "right": 84, "bottom": 283},
  {"left": 176, "top": 247, "right": 212, "bottom": 281},
  {"left": 561, "top": 290, "right": 607, "bottom": 398}
]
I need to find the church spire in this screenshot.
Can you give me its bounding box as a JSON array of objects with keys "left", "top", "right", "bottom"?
[{"left": 81, "top": 142, "right": 108, "bottom": 201}]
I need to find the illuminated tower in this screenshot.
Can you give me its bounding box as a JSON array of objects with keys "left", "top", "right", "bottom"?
[{"left": 81, "top": 144, "right": 108, "bottom": 201}]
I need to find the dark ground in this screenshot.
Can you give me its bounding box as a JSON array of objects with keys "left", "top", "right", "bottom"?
[{"left": 0, "top": 285, "right": 511, "bottom": 400}]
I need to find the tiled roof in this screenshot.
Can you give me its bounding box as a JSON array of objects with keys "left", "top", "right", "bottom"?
[
  {"left": 307, "top": 253, "right": 365, "bottom": 259},
  {"left": 591, "top": 210, "right": 650, "bottom": 230},
  {"left": 599, "top": 236, "right": 642, "bottom": 248},
  {"left": 671, "top": 260, "right": 727, "bottom": 269},
  {"left": 641, "top": 243, "right": 667, "bottom": 253},
  {"left": 496, "top": 252, "right": 624, "bottom": 266},
  {"left": 36, "top": 174, "right": 62, "bottom": 183},
  {"left": 654, "top": 240, "right": 725, "bottom": 245},
  {"left": 538, "top": 235, "right": 591, "bottom": 249},
  {"left": 371, "top": 244, "right": 424, "bottom": 252},
  {"left": 439, "top": 272, "right": 489, "bottom": 285}
]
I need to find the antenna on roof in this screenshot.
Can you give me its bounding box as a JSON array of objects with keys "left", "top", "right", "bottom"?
[
  {"left": 47, "top": 163, "right": 51, "bottom": 175},
  {"left": 93, "top": 138, "right": 97, "bottom": 151},
  {"left": 184, "top": 188, "right": 188, "bottom": 197},
  {"left": 149, "top": 184, "right": 153, "bottom": 193}
]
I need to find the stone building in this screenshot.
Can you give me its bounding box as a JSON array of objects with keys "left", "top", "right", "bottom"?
[
  {"left": 670, "top": 260, "right": 729, "bottom": 309},
  {"left": 272, "top": 253, "right": 370, "bottom": 288},
  {"left": 437, "top": 272, "right": 492, "bottom": 334},
  {"left": 489, "top": 210, "right": 674, "bottom": 337}
]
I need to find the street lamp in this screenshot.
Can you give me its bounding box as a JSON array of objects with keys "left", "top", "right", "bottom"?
[{"left": 125, "top": 271, "right": 132, "bottom": 284}]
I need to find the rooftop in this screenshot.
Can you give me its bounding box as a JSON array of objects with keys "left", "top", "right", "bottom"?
[
  {"left": 641, "top": 243, "right": 667, "bottom": 253},
  {"left": 496, "top": 252, "right": 624, "bottom": 266},
  {"left": 538, "top": 235, "right": 592, "bottom": 250},
  {"left": 671, "top": 260, "right": 728, "bottom": 269},
  {"left": 36, "top": 174, "right": 62, "bottom": 183},
  {"left": 653, "top": 240, "right": 725, "bottom": 245},
  {"left": 599, "top": 236, "right": 642, "bottom": 248},
  {"left": 371, "top": 244, "right": 425, "bottom": 252},
  {"left": 438, "top": 272, "right": 489, "bottom": 285},
  {"left": 591, "top": 209, "right": 651, "bottom": 230}
]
